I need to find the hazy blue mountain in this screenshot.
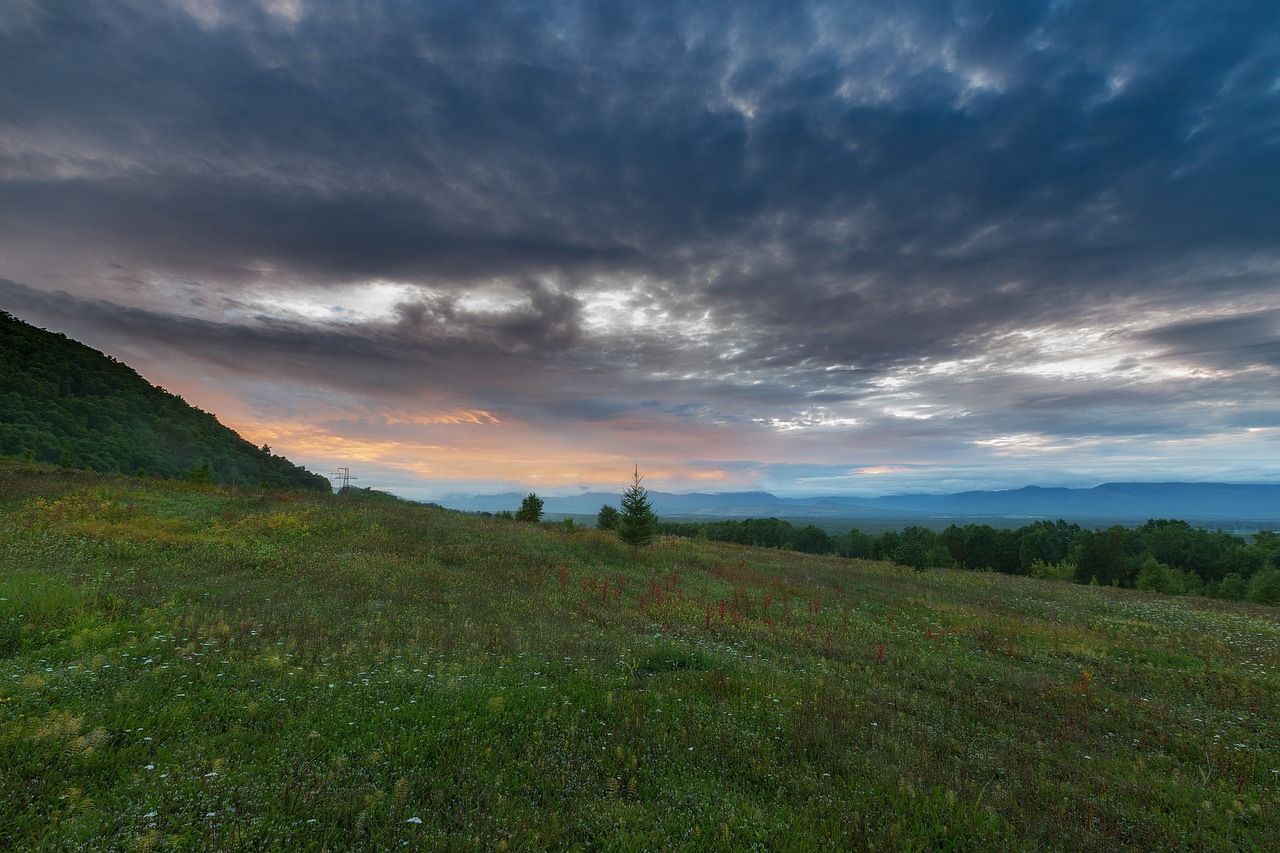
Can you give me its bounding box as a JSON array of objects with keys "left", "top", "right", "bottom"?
[
  {"left": 858, "top": 483, "right": 1280, "bottom": 519},
  {"left": 444, "top": 483, "right": 1280, "bottom": 522}
]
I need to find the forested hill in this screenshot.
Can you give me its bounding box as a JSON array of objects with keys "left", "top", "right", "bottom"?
[{"left": 0, "top": 311, "right": 329, "bottom": 490}]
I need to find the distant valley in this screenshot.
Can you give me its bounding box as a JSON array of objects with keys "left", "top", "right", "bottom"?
[{"left": 444, "top": 482, "right": 1280, "bottom": 526}]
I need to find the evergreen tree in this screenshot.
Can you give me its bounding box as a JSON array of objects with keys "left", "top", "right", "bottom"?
[
  {"left": 516, "top": 492, "right": 544, "bottom": 523},
  {"left": 617, "top": 466, "right": 659, "bottom": 554},
  {"left": 596, "top": 504, "right": 620, "bottom": 530}
]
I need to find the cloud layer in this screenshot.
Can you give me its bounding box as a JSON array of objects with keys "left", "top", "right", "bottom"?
[{"left": 3, "top": 0, "right": 1278, "bottom": 498}]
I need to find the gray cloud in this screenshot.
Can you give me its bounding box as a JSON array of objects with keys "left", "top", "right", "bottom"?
[
  {"left": 3, "top": 0, "right": 1279, "bottom": 494},
  {"left": 1136, "top": 310, "right": 1280, "bottom": 369}
]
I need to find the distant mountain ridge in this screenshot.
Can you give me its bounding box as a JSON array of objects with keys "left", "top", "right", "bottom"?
[
  {"left": 0, "top": 311, "right": 329, "bottom": 490},
  {"left": 444, "top": 482, "right": 1280, "bottom": 522}
]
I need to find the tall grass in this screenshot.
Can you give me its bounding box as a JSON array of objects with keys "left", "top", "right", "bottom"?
[{"left": 1, "top": 460, "right": 1277, "bottom": 850}]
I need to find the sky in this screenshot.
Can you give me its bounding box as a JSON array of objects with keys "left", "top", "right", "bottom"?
[{"left": 2, "top": 0, "right": 1279, "bottom": 501}]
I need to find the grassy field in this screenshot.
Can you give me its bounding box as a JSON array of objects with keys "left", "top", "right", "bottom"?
[{"left": 2, "top": 461, "right": 1277, "bottom": 850}]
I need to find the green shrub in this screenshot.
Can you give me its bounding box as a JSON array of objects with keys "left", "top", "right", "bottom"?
[
  {"left": 1135, "top": 558, "right": 1201, "bottom": 595},
  {"left": 186, "top": 460, "right": 213, "bottom": 485},
  {"left": 1247, "top": 568, "right": 1280, "bottom": 605},
  {"left": 1217, "top": 572, "right": 1248, "bottom": 600},
  {"left": 1030, "top": 559, "right": 1076, "bottom": 582}
]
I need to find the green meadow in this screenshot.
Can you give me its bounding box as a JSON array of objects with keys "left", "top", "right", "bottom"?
[{"left": 1, "top": 461, "right": 1277, "bottom": 851}]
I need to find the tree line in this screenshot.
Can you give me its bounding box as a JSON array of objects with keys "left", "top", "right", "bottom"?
[{"left": 657, "top": 516, "right": 1280, "bottom": 604}]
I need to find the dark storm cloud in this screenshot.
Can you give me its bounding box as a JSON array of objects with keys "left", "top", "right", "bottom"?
[
  {"left": 2, "top": 0, "right": 757, "bottom": 280},
  {"left": 6, "top": 0, "right": 1277, "bottom": 291},
  {"left": 0, "top": 174, "right": 635, "bottom": 281},
  {"left": 3, "top": 0, "right": 1279, "bottom": 491},
  {"left": 1136, "top": 310, "right": 1280, "bottom": 370}
]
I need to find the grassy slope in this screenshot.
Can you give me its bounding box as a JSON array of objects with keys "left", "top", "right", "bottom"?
[{"left": 1, "top": 461, "right": 1277, "bottom": 851}]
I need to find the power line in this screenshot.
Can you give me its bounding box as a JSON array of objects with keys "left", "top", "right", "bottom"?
[{"left": 328, "top": 466, "right": 358, "bottom": 494}]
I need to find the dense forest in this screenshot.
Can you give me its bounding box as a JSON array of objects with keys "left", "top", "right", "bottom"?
[
  {"left": 0, "top": 311, "right": 329, "bottom": 490},
  {"left": 659, "top": 516, "right": 1280, "bottom": 603}
]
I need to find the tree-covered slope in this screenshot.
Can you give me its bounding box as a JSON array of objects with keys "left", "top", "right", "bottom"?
[{"left": 0, "top": 311, "right": 329, "bottom": 490}]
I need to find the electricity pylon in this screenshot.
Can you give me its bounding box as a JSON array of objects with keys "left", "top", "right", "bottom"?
[{"left": 328, "top": 467, "right": 358, "bottom": 495}]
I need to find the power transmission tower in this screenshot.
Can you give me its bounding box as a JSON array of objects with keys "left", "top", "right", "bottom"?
[{"left": 328, "top": 466, "right": 358, "bottom": 495}]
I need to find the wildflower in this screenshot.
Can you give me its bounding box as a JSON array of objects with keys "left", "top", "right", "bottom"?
[{"left": 406, "top": 817, "right": 423, "bottom": 824}]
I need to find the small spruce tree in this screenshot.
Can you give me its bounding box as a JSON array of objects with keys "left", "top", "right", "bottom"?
[
  {"left": 596, "top": 504, "right": 620, "bottom": 530},
  {"left": 516, "top": 492, "right": 544, "bottom": 523},
  {"left": 617, "top": 466, "right": 659, "bottom": 555}
]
